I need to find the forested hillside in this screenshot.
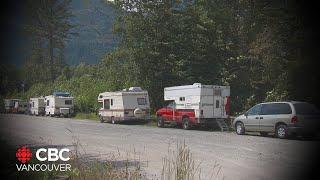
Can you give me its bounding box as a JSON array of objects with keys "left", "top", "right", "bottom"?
[
  {"left": 65, "top": 0, "right": 118, "bottom": 64},
  {"left": 1, "top": 0, "right": 319, "bottom": 114}
]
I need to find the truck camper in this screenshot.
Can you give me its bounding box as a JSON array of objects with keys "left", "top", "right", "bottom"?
[{"left": 156, "top": 83, "right": 230, "bottom": 131}]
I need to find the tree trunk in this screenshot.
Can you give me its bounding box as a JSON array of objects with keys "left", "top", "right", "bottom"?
[{"left": 49, "top": 31, "right": 54, "bottom": 82}]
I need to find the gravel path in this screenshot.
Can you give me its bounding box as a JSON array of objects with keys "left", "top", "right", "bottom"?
[{"left": 0, "top": 114, "right": 318, "bottom": 180}]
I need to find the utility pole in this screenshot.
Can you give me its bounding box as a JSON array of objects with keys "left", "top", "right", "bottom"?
[{"left": 21, "top": 82, "right": 25, "bottom": 97}]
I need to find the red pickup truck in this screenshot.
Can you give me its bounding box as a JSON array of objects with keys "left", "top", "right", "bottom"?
[{"left": 156, "top": 84, "right": 230, "bottom": 130}]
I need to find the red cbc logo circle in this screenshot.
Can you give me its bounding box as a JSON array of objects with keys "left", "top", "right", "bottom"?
[{"left": 16, "top": 146, "right": 32, "bottom": 163}]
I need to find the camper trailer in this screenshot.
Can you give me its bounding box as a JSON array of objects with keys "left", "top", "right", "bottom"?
[
  {"left": 4, "top": 99, "right": 21, "bottom": 113},
  {"left": 98, "top": 87, "right": 150, "bottom": 124},
  {"left": 45, "top": 92, "right": 74, "bottom": 117},
  {"left": 29, "top": 97, "right": 45, "bottom": 115},
  {"left": 12, "top": 101, "right": 29, "bottom": 114},
  {"left": 156, "top": 83, "right": 230, "bottom": 130}
]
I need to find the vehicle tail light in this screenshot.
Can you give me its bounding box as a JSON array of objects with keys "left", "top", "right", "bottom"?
[
  {"left": 225, "top": 96, "right": 231, "bottom": 115},
  {"left": 291, "top": 116, "right": 298, "bottom": 124}
]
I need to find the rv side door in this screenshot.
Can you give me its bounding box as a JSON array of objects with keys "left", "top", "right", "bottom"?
[{"left": 213, "top": 96, "right": 222, "bottom": 117}]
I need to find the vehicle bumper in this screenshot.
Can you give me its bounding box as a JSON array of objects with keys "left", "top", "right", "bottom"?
[
  {"left": 198, "top": 118, "right": 222, "bottom": 124},
  {"left": 287, "top": 125, "right": 319, "bottom": 136}
]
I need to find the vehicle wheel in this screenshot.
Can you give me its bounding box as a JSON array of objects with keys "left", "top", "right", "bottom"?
[
  {"left": 111, "top": 117, "right": 116, "bottom": 124},
  {"left": 235, "top": 122, "right": 245, "bottom": 135},
  {"left": 276, "top": 124, "right": 287, "bottom": 139},
  {"left": 99, "top": 116, "right": 104, "bottom": 123},
  {"left": 260, "top": 132, "right": 268, "bottom": 137},
  {"left": 182, "top": 117, "right": 190, "bottom": 130},
  {"left": 157, "top": 116, "right": 164, "bottom": 128}
]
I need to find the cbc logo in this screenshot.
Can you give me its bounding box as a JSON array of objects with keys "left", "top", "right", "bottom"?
[
  {"left": 16, "top": 146, "right": 72, "bottom": 172},
  {"left": 36, "top": 148, "right": 70, "bottom": 162}
]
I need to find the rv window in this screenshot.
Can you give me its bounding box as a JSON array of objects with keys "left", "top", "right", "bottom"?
[
  {"left": 179, "top": 97, "right": 185, "bottom": 101},
  {"left": 65, "top": 100, "right": 72, "bottom": 105},
  {"left": 167, "top": 102, "right": 175, "bottom": 109},
  {"left": 216, "top": 100, "right": 220, "bottom": 108},
  {"left": 32, "top": 102, "right": 34, "bottom": 107},
  {"left": 104, "top": 99, "right": 110, "bottom": 109},
  {"left": 137, "top": 98, "right": 146, "bottom": 105},
  {"left": 214, "top": 89, "right": 221, "bottom": 96},
  {"left": 47, "top": 100, "right": 49, "bottom": 106},
  {"left": 111, "top": 99, "right": 113, "bottom": 106}
]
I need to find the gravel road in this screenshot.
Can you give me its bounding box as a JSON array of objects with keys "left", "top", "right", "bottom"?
[{"left": 0, "top": 114, "right": 318, "bottom": 180}]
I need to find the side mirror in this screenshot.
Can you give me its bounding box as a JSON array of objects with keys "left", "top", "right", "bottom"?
[{"left": 244, "top": 112, "right": 248, "bottom": 117}]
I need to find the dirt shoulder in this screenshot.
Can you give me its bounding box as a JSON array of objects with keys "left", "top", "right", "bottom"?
[{"left": 0, "top": 114, "right": 318, "bottom": 180}]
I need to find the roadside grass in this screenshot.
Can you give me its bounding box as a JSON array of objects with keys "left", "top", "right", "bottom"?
[
  {"left": 73, "top": 112, "right": 98, "bottom": 121},
  {"left": 1, "top": 136, "right": 224, "bottom": 180},
  {"left": 161, "top": 142, "right": 224, "bottom": 180},
  {"left": 15, "top": 147, "right": 143, "bottom": 180},
  {"left": 13, "top": 133, "right": 145, "bottom": 180}
]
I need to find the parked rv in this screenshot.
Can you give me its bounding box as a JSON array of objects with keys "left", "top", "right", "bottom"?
[
  {"left": 156, "top": 83, "right": 231, "bottom": 130},
  {"left": 4, "top": 99, "right": 21, "bottom": 113},
  {"left": 98, "top": 87, "right": 150, "bottom": 124},
  {"left": 29, "top": 97, "right": 45, "bottom": 116},
  {"left": 45, "top": 92, "right": 74, "bottom": 117},
  {"left": 12, "top": 101, "right": 29, "bottom": 114}
]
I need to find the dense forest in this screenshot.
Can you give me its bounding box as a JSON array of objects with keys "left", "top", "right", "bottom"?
[{"left": 1, "top": 0, "right": 319, "bottom": 114}]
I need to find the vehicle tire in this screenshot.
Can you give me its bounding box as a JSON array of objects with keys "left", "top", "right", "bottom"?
[
  {"left": 157, "top": 116, "right": 164, "bottom": 128},
  {"left": 260, "top": 132, "right": 268, "bottom": 137},
  {"left": 99, "top": 116, "right": 104, "bottom": 123},
  {"left": 182, "top": 117, "right": 190, "bottom": 130},
  {"left": 235, "top": 122, "right": 245, "bottom": 135},
  {"left": 276, "top": 124, "right": 287, "bottom": 139},
  {"left": 111, "top": 117, "right": 116, "bottom": 124}
]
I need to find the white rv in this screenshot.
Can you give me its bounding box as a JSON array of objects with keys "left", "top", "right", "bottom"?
[
  {"left": 156, "top": 83, "right": 231, "bottom": 130},
  {"left": 45, "top": 92, "right": 74, "bottom": 117},
  {"left": 12, "top": 101, "right": 28, "bottom": 114},
  {"left": 29, "top": 97, "right": 45, "bottom": 115},
  {"left": 98, "top": 87, "right": 150, "bottom": 124},
  {"left": 4, "top": 99, "right": 21, "bottom": 113}
]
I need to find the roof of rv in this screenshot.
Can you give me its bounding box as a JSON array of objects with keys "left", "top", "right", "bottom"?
[
  {"left": 53, "top": 92, "right": 71, "bottom": 97},
  {"left": 164, "top": 83, "right": 230, "bottom": 90},
  {"left": 99, "top": 90, "right": 148, "bottom": 95},
  {"left": 98, "top": 88, "right": 148, "bottom": 99},
  {"left": 45, "top": 95, "right": 74, "bottom": 98}
]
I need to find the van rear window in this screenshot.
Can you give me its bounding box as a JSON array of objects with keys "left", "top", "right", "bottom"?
[{"left": 293, "top": 103, "right": 320, "bottom": 115}]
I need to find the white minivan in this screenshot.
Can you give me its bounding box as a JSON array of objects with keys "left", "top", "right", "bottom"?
[{"left": 233, "top": 101, "right": 320, "bottom": 138}]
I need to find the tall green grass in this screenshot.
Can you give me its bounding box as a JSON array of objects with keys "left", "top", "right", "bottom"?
[{"left": 73, "top": 112, "right": 98, "bottom": 121}]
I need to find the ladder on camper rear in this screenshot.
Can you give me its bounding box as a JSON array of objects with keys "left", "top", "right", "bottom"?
[{"left": 216, "top": 119, "right": 229, "bottom": 132}]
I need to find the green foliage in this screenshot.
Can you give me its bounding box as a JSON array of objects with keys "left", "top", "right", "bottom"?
[
  {"left": 73, "top": 112, "right": 99, "bottom": 121},
  {"left": 24, "top": 0, "right": 75, "bottom": 81},
  {"left": 2, "top": 0, "right": 319, "bottom": 115}
]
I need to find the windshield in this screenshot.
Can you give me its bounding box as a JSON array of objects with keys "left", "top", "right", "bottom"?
[{"left": 293, "top": 103, "right": 320, "bottom": 115}]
